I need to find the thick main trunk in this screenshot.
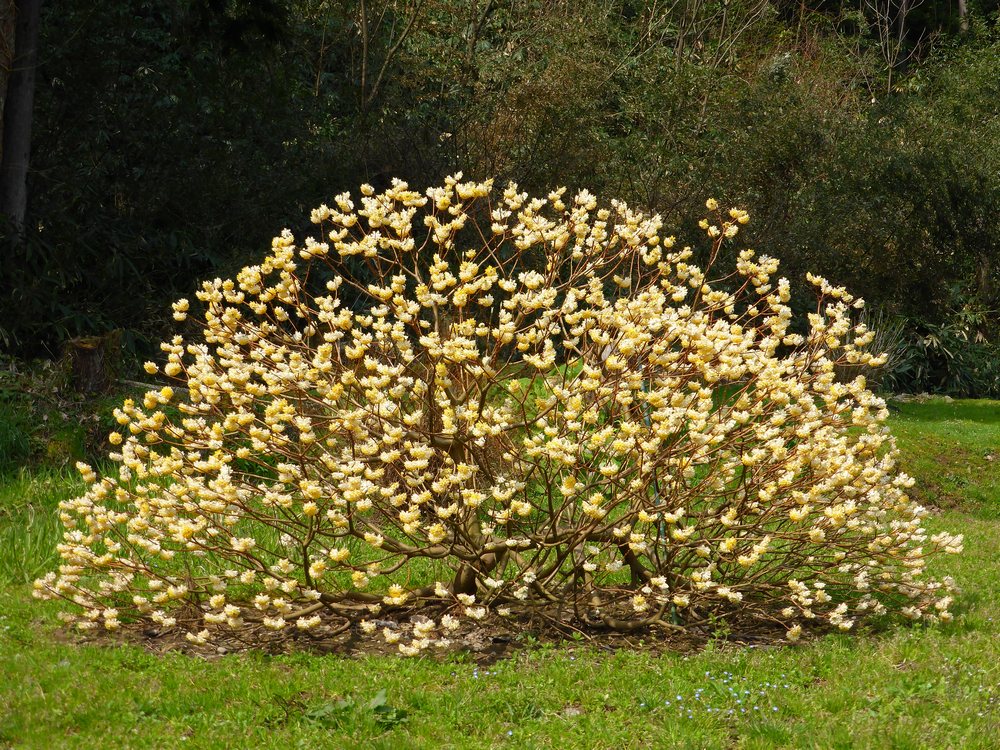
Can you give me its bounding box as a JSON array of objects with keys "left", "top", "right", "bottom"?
[{"left": 0, "top": 0, "right": 42, "bottom": 231}]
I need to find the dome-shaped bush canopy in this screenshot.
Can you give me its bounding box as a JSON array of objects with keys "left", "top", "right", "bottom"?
[{"left": 35, "top": 177, "right": 961, "bottom": 653}]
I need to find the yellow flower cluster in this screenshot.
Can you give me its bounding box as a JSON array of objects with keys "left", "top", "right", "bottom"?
[{"left": 34, "top": 175, "right": 960, "bottom": 652}]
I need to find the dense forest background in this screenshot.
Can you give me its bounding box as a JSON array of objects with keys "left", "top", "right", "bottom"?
[{"left": 1, "top": 0, "right": 998, "bottom": 395}]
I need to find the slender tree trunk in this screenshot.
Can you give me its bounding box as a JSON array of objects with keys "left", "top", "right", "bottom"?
[
  {"left": 1, "top": 2, "right": 17, "bottom": 114},
  {"left": 0, "top": 0, "right": 42, "bottom": 232},
  {"left": 957, "top": 0, "right": 969, "bottom": 35},
  {"left": 977, "top": 251, "right": 993, "bottom": 302}
]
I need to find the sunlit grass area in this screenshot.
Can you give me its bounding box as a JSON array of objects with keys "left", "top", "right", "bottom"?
[
  {"left": 1, "top": 397, "right": 998, "bottom": 749},
  {"left": 889, "top": 398, "right": 1000, "bottom": 517}
]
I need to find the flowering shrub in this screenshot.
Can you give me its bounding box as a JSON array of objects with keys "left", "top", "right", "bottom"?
[{"left": 35, "top": 176, "right": 962, "bottom": 653}]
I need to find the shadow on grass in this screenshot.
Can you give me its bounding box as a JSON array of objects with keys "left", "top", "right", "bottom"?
[{"left": 889, "top": 399, "right": 1000, "bottom": 425}]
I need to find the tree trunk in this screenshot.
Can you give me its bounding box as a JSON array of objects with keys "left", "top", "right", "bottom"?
[
  {"left": 957, "top": 0, "right": 969, "bottom": 35},
  {"left": 977, "top": 252, "right": 994, "bottom": 341},
  {"left": 0, "top": 2, "right": 17, "bottom": 115},
  {"left": 0, "top": 0, "right": 42, "bottom": 232},
  {"left": 64, "top": 331, "right": 123, "bottom": 394}
]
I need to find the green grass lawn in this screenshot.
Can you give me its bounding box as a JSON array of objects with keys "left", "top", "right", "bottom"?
[
  {"left": 889, "top": 399, "right": 1000, "bottom": 517},
  {"left": 2, "top": 397, "right": 999, "bottom": 749}
]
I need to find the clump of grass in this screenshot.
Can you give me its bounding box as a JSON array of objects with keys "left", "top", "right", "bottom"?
[
  {"left": 0, "top": 399, "right": 32, "bottom": 472},
  {"left": 0, "top": 470, "right": 85, "bottom": 584}
]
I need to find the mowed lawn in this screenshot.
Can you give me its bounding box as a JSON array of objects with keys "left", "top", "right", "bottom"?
[{"left": 1, "top": 398, "right": 998, "bottom": 750}]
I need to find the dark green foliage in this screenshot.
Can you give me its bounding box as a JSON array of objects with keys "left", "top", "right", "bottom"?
[
  {"left": 2, "top": 0, "right": 356, "bottom": 354},
  {"left": 2, "top": 0, "right": 998, "bottom": 397},
  {"left": 883, "top": 300, "right": 1000, "bottom": 398}
]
